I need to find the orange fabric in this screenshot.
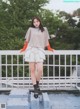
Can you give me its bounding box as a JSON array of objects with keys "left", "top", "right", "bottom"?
[
  {"left": 47, "top": 43, "right": 54, "bottom": 51},
  {"left": 20, "top": 41, "right": 28, "bottom": 52}
]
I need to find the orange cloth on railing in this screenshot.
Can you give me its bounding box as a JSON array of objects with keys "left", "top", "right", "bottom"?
[
  {"left": 47, "top": 43, "right": 54, "bottom": 51},
  {"left": 20, "top": 41, "right": 28, "bottom": 52}
]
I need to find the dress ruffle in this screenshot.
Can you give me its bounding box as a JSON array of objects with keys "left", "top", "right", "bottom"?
[{"left": 24, "top": 46, "right": 45, "bottom": 62}]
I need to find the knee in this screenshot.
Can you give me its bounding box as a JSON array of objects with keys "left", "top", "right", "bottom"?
[
  {"left": 37, "top": 68, "right": 43, "bottom": 73},
  {"left": 30, "top": 68, "right": 35, "bottom": 73}
]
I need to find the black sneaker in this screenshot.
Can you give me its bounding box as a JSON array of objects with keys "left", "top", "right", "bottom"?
[
  {"left": 36, "top": 81, "right": 42, "bottom": 95},
  {"left": 34, "top": 88, "right": 38, "bottom": 98},
  {"left": 37, "top": 86, "right": 42, "bottom": 95}
]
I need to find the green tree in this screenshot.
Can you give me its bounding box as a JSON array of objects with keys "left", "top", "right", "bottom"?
[
  {"left": 39, "top": 9, "right": 63, "bottom": 49},
  {"left": 73, "top": 8, "right": 80, "bottom": 16},
  {"left": 54, "top": 9, "right": 80, "bottom": 50},
  {"left": 0, "top": 0, "right": 49, "bottom": 50}
]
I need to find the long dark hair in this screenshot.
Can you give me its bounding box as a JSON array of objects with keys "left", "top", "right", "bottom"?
[{"left": 31, "top": 16, "right": 44, "bottom": 32}]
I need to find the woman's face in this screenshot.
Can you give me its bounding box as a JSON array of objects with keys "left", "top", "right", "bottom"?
[{"left": 33, "top": 18, "right": 40, "bottom": 28}]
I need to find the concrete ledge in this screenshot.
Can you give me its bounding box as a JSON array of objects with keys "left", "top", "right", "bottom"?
[
  {"left": 6, "top": 89, "right": 51, "bottom": 109},
  {"left": 9, "top": 88, "right": 29, "bottom": 98},
  {"left": 30, "top": 92, "right": 39, "bottom": 109},
  {"left": 7, "top": 98, "right": 30, "bottom": 109},
  {"left": 42, "top": 93, "right": 50, "bottom": 109}
]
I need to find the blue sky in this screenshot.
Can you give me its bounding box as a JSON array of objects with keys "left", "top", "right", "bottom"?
[{"left": 44, "top": 0, "right": 80, "bottom": 14}]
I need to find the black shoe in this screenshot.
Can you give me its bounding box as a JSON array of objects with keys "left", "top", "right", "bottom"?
[
  {"left": 37, "top": 86, "right": 42, "bottom": 95},
  {"left": 34, "top": 88, "right": 38, "bottom": 98},
  {"left": 36, "top": 81, "right": 42, "bottom": 95},
  {"left": 33, "top": 84, "right": 38, "bottom": 98}
]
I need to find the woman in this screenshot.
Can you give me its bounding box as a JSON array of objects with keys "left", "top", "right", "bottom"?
[{"left": 20, "top": 16, "right": 54, "bottom": 98}]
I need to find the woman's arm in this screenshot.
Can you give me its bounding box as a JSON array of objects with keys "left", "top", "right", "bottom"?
[
  {"left": 20, "top": 28, "right": 31, "bottom": 52},
  {"left": 47, "top": 41, "right": 54, "bottom": 51},
  {"left": 20, "top": 41, "right": 28, "bottom": 52}
]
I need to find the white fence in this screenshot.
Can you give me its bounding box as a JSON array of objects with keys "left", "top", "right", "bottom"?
[{"left": 0, "top": 50, "right": 80, "bottom": 91}]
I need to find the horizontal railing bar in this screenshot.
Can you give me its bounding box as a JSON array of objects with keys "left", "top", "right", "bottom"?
[
  {"left": 0, "top": 50, "right": 80, "bottom": 55},
  {"left": 1, "top": 64, "right": 79, "bottom": 67}
]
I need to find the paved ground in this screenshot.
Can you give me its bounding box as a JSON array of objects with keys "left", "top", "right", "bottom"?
[
  {"left": 49, "top": 91, "right": 80, "bottom": 109},
  {"left": 0, "top": 91, "right": 80, "bottom": 109}
]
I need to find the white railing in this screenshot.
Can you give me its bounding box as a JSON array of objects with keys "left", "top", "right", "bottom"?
[{"left": 0, "top": 50, "right": 80, "bottom": 91}]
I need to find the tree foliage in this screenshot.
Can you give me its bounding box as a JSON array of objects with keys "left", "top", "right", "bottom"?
[
  {"left": 0, "top": 0, "right": 80, "bottom": 50},
  {"left": 0, "top": 0, "right": 49, "bottom": 49}
]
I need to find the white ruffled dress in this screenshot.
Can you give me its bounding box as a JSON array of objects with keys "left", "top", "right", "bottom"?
[{"left": 24, "top": 46, "right": 45, "bottom": 62}]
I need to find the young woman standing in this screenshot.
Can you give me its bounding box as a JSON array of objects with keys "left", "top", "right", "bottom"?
[{"left": 20, "top": 16, "right": 54, "bottom": 98}]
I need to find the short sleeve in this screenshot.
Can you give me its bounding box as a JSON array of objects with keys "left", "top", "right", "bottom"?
[
  {"left": 44, "top": 27, "right": 50, "bottom": 40},
  {"left": 25, "top": 27, "right": 31, "bottom": 42}
]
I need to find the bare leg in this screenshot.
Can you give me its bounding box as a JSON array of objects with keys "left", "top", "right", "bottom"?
[
  {"left": 29, "top": 62, "right": 36, "bottom": 85},
  {"left": 36, "top": 62, "right": 43, "bottom": 82},
  {"left": 29, "top": 62, "right": 39, "bottom": 98}
]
